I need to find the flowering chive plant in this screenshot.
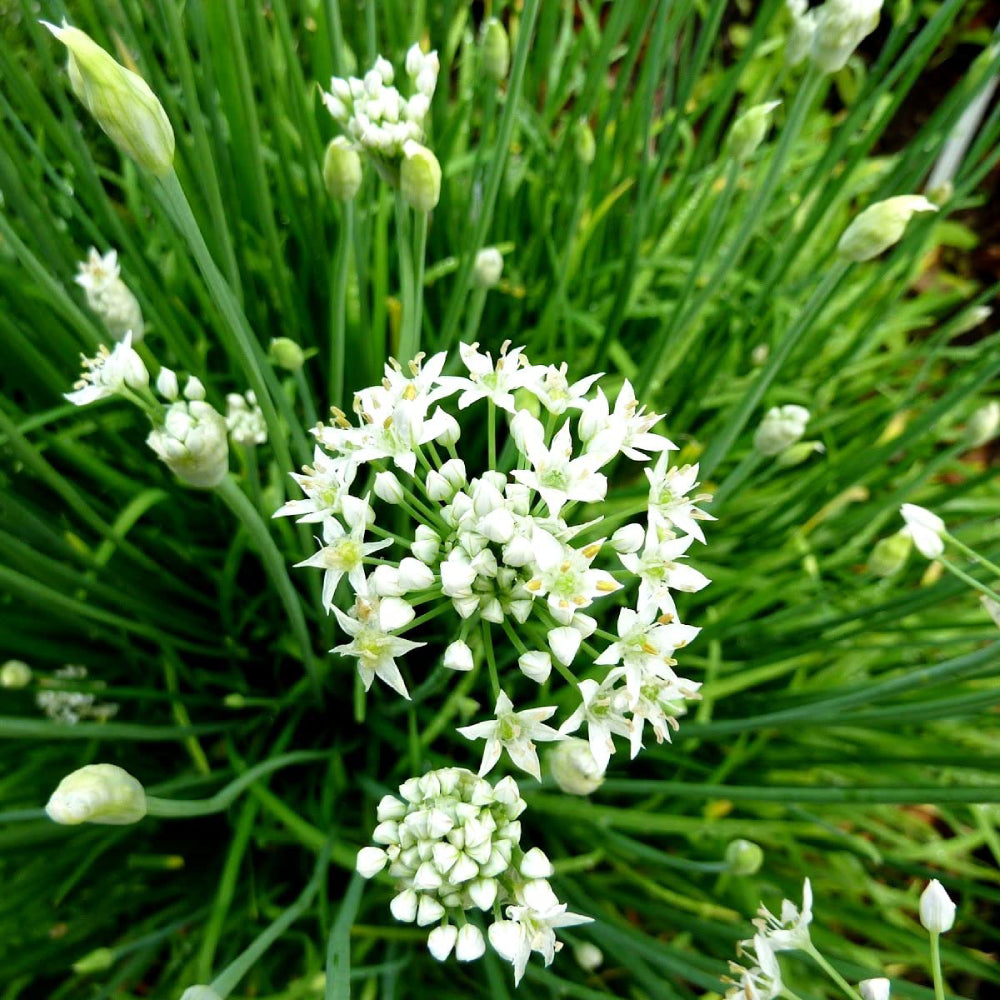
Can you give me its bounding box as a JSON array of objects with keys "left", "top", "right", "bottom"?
[{"left": 280, "top": 341, "right": 712, "bottom": 782}]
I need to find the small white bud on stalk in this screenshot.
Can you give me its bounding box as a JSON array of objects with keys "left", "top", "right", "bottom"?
[
  {"left": 899, "top": 503, "right": 945, "bottom": 560},
  {"left": 480, "top": 18, "right": 511, "bottom": 83},
  {"left": 427, "top": 924, "right": 458, "bottom": 960},
  {"left": 610, "top": 523, "right": 645, "bottom": 554},
  {"left": 323, "top": 137, "right": 363, "bottom": 202},
  {"left": 574, "top": 941, "right": 604, "bottom": 971},
  {"left": 374, "top": 470, "right": 405, "bottom": 505},
  {"left": 919, "top": 879, "right": 956, "bottom": 934},
  {"left": 269, "top": 337, "right": 306, "bottom": 371},
  {"left": 547, "top": 738, "right": 606, "bottom": 796},
  {"left": 754, "top": 404, "right": 810, "bottom": 456},
  {"left": 868, "top": 531, "right": 912, "bottom": 577},
  {"left": 859, "top": 978, "right": 891, "bottom": 1000},
  {"left": 46, "top": 763, "right": 147, "bottom": 825},
  {"left": 837, "top": 195, "right": 938, "bottom": 262},
  {"left": 147, "top": 401, "right": 230, "bottom": 489},
  {"left": 810, "top": 0, "right": 884, "bottom": 74},
  {"left": 443, "top": 640, "right": 474, "bottom": 672},
  {"left": 518, "top": 650, "right": 552, "bottom": 684},
  {"left": 965, "top": 401, "right": 1000, "bottom": 447},
  {"left": 472, "top": 248, "right": 504, "bottom": 289},
  {"left": 728, "top": 101, "right": 781, "bottom": 163},
  {"left": 156, "top": 367, "right": 179, "bottom": 401},
  {"left": 400, "top": 141, "right": 441, "bottom": 212},
  {"left": 42, "top": 21, "right": 175, "bottom": 175},
  {"left": 0, "top": 659, "right": 33, "bottom": 689},
  {"left": 455, "top": 924, "right": 486, "bottom": 961}
]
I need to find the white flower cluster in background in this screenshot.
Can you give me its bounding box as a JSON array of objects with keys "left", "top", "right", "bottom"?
[
  {"left": 322, "top": 44, "right": 439, "bottom": 161},
  {"left": 75, "top": 247, "right": 145, "bottom": 343},
  {"left": 226, "top": 390, "right": 267, "bottom": 447},
  {"left": 36, "top": 665, "right": 118, "bottom": 725},
  {"left": 64, "top": 337, "right": 236, "bottom": 489},
  {"left": 786, "top": 0, "right": 884, "bottom": 74},
  {"left": 279, "top": 341, "right": 713, "bottom": 781},
  {"left": 356, "top": 767, "right": 590, "bottom": 984}
]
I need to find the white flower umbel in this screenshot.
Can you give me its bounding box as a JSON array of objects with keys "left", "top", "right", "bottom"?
[
  {"left": 76, "top": 247, "right": 144, "bottom": 343},
  {"left": 226, "top": 390, "right": 267, "bottom": 446},
  {"left": 785, "top": 0, "right": 884, "bottom": 75},
  {"left": 900, "top": 503, "right": 946, "bottom": 559},
  {"left": 753, "top": 404, "right": 810, "bottom": 457},
  {"left": 457, "top": 692, "right": 564, "bottom": 780},
  {"left": 65, "top": 332, "right": 149, "bottom": 406},
  {"left": 36, "top": 664, "right": 118, "bottom": 724},
  {"left": 356, "top": 767, "right": 589, "bottom": 983},
  {"left": 282, "top": 342, "right": 711, "bottom": 771},
  {"left": 322, "top": 43, "right": 438, "bottom": 166},
  {"left": 147, "top": 394, "right": 230, "bottom": 489},
  {"left": 46, "top": 763, "right": 146, "bottom": 825},
  {"left": 752, "top": 878, "right": 814, "bottom": 952}
]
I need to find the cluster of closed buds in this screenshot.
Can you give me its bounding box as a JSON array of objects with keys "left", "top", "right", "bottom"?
[{"left": 355, "top": 767, "right": 589, "bottom": 983}]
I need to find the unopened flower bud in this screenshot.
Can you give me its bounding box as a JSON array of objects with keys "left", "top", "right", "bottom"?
[
  {"left": 859, "top": 979, "right": 891, "bottom": 1000},
  {"left": 147, "top": 401, "right": 229, "bottom": 489},
  {"left": 0, "top": 659, "right": 33, "bottom": 689},
  {"left": 73, "top": 948, "right": 114, "bottom": 974},
  {"left": 774, "top": 440, "right": 824, "bottom": 468},
  {"left": 518, "top": 650, "right": 552, "bottom": 684},
  {"left": 573, "top": 119, "right": 596, "bottom": 166},
  {"left": 919, "top": 879, "right": 956, "bottom": 934},
  {"left": 965, "top": 401, "right": 1000, "bottom": 447},
  {"left": 953, "top": 305, "right": 992, "bottom": 336},
  {"left": 323, "top": 137, "right": 363, "bottom": 202},
  {"left": 547, "top": 738, "right": 605, "bottom": 796},
  {"left": 754, "top": 404, "right": 810, "bottom": 456},
  {"left": 401, "top": 141, "right": 441, "bottom": 212},
  {"left": 574, "top": 942, "right": 603, "bottom": 971},
  {"left": 374, "top": 470, "right": 405, "bottom": 504},
  {"left": 869, "top": 531, "right": 912, "bottom": 577},
  {"left": 180, "top": 988, "right": 223, "bottom": 1000},
  {"left": 811, "top": 0, "right": 884, "bottom": 74},
  {"left": 42, "top": 21, "right": 174, "bottom": 175},
  {"left": 269, "top": 337, "right": 306, "bottom": 371},
  {"left": 480, "top": 18, "right": 511, "bottom": 83},
  {"left": 46, "top": 763, "right": 146, "bottom": 826},
  {"left": 837, "top": 195, "right": 938, "bottom": 262},
  {"left": 611, "top": 523, "right": 645, "bottom": 554},
  {"left": 725, "top": 838, "right": 764, "bottom": 875},
  {"left": 356, "top": 845, "right": 389, "bottom": 878},
  {"left": 444, "top": 639, "right": 474, "bottom": 672},
  {"left": 473, "top": 248, "right": 504, "bottom": 289},
  {"left": 184, "top": 376, "right": 206, "bottom": 401},
  {"left": 728, "top": 101, "right": 781, "bottom": 163},
  {"left": 427, "top": 924, "right": 458, "bottom": 960},
  {"left": 455, "top": 923, "right": 486, "bottom": 961},
  {"left": 156, "top": 367, "right": 179, "bottom": 401}
]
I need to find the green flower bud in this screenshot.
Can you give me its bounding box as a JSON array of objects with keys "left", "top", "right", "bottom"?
[
  {"left": 728, "top": 101, "right": 781, "bottom": 163},
  {"left": 0, "top": 659, "right": 32, "bottom": 689},
  {"left": 42, "top": 21, "right": 174, "bottom": 176},
  {"left": 400, "top": 141, "right": 441, "bottom": 212},
  {"left": 869, "top": 531, "right": 912, "bottom": 577},
  {"left": 46, "top": 764, "right": 147, "bottom": 826},
  {"left": 73, "top": 948, "right": 115, "bottom": 974},
  {"left": 323, "top": 137, "right": 363, "bottom": 202},
  {"left": 725, "top": 838, "right": 764, "bottom": 875},
  {"left": 774, "top": 440, "right": 824, "bottom": 468},
  {"left": 573, "top": 119, "right": 596, "bottom": 166},
  {"left": 965, "top": 401, "right": 1000, "bottom": 447},
  {"left": 480, "top": 18, "right": 510, "bottom": 83},
  {"left": 473, "top": 247, "right": 504, "bottom": 289},
  {"left": 837, "top": 195, "right": 938, "bottom": 262},
  {"left": 269, "top": 336, "right": 306, "bottom": 371}
]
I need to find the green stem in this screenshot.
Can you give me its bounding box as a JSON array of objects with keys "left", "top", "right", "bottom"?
[
  {"left": 155, "top": 171, "right": 310, "bottom": 474},
  {"left": 944, "top": 531, "right": 1000, "bottom": 579},
  {"left": 938, "top": 556, "right": 1000, "bottom": 604},
  {"left": 805, "top": 945, "right": 864, "bottom": 1000},
  {"left": 330, "top": 201, "right": 354, "bottom": 407},
  {"left": 929, "top": 932, "right": 947, "bottom": 1000},
  {"left": 488, "top": 400, "right": 497, "bottom": 469},
  {"left": 482, "top": 620, "right": 501, "bottom": 699},
  {"left": 407, "top": 210, "right": 429, "bottom": 361},
  {"left": 395, "top": 190, "right": 415, "bottom": 361},
  {"left": 215, "top": 476, "right": 320, "bottom": 690},
  {"left": 144, "top": 751, "right": 328, "bottom": 818}
]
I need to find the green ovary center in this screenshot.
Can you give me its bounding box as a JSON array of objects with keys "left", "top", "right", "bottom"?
[
  {"left": 326, "top": 539, "right": 362, "bottom": 570},
  {"left": 539, "top": 467, "right": 568, "bottom": 490}
]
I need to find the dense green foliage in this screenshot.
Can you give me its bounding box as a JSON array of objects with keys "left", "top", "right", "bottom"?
[{"left": 1, "top": 1, "right": 999, "bottom": 998}]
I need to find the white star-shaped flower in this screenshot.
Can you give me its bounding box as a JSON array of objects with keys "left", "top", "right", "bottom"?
[
  {"left": 436, "top": 341, "right": 540, "bottom": 413},
  {"left": 525, "top": 537, "right": 620, "bottom": 625},
  {"left": 457, "top": 691, "right": 564, "bottom": 780},
  {"left": 332, "top": 594, "right": 423, "bottom": 699},
  {"left": 559, "top": 675, "right": 630, "bottom": 770},
  {"left": 581, "top": 381, "right": 675, "bottom": 466},
  {"left": 619, "top": 525, "right": 711, "bottom": 617},
  {"left": 528, "top": 363, "right": 603, "bottom": 415},
  {"left": 65, "top": 332, "right": 149, "bottom": 406},
  {"left": 752, "top": 878, "right": 813, "bottom": 952},
  {"left": 274, "top": 446, "right": 362, "bottom": 524},
  {"left": 645, "top": 459, "right": 714, "bottom": 543}
]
